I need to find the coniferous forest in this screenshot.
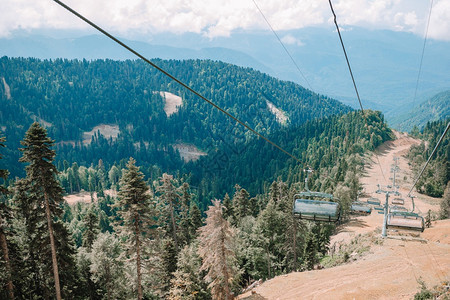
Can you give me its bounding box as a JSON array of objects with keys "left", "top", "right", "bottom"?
[{"left": 0, "top": 57, "right": 395, "bottom": 299}]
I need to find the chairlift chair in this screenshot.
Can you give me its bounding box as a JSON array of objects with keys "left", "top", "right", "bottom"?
[
  {"left": 389, "top": 205, "right": 407, "bottom": 213},
  {"left": 392, "top": 197, "right": 404, "bottom": 205},
  {"left": 293, "top": 191, "right": 340, "bottom": 222},
  {"left": 350, "top": 201, "right": 372, "bottom": 215},
  {"left": 387, "top": 212, "right": 424, "bottom": 232},
  {"left": 367, "top": 197, "right": 381, "bottom": 206}
]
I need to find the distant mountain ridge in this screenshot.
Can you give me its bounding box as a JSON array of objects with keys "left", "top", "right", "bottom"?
[
  {"left": 0, "top": 34, "right": 273, "bottom": 78},
  {"left": 390, "top": 90, "right": 450, "bottom": 131},
  {"left": 2, "top": 27, "right": 449, "bottom": 122}
]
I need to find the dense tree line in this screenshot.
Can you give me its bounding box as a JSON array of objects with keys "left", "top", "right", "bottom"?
[
  {"left": 0, "top": 107, "right": 392, "bottom": 298},
  {"left": 0, "top": 56, "right": 350, "bottom": 178},
  {"left": 408, "top": 119, "right": 449, "bottom": 198}
]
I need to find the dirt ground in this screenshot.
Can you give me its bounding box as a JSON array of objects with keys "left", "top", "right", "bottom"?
[
  {"left": 161, "top": 91, "right": 183, "bottom": 116},
  {"left": 239, "top": 131, "right": 449, "bottom": 299},
  {"left": 64, "top": 189, "right": 117, "bottom": 205}
]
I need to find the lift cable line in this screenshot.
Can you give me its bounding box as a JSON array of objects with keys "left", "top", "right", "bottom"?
[
  {"left": 328, "top": 0, "right": 387, "bottom": 183},
  {"left": 407, "top": 121, "right": 450, "bottom": 197},
  {"left": 251, "top": 0, "right": 313, "bottom": 91},
  {"left": 328, "top": 0, "right": 364, "bottom": 115},
  {"left": 53, "top": 0, "right": 302, "bottom": 164},
  {"left": 412, "top": 0, "right": 434, "bottom": 107}
]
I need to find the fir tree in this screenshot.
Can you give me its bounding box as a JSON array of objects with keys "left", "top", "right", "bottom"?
[
  {"left": 198, "top": 200, "right": 239, "bottom": 300},
  {"left": 82, "top": 206, "right": 100, "bottom": 250},
  {"left": 114, "top": 158, "right": 155, "bottom": 300},
  {"left": 0, "top": 136, "right": 14, "bottom": 299},
  {"left": 168, "top": 242, "right": 209, "bottom": 300},
  {"left": 156, "top": 173, "right": 180, "bottom": 251},
  {"left": 189, "top": 203, "right": 203, "bottom": 239},
  {"left": 18, "top": 122, "right": 66, "bottom": 299},
  {"left": 90, "top": 233, "right": 128, "bottom": 300}
]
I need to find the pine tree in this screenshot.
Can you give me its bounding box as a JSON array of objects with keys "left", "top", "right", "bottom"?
[
  {"left": 232, "top": 185, "right": 250, "bottom": 223},
  {"left": 0, "top": 136, "right": 14, "bottom": 299},
  {"left": 222, "top": 193, "right": 234, "bottom": 221},
  {"left": 90, "top": 232, "right": 128, "bottom": 300},
  {"left": 18, "top": 122, "right": 65, "bottom": 300},
  {"left": 168, "top": 242, "right": 209, "bottom": 300},
  {"left": 160, "top": 239, "right": 178, "bottom": 296},
  {"left": 114, "top": 158, "right": 155, "bottom": 300},
  {"left": 178, "top": 182, "right": 192, "bottom": 246},
  {"left": 156, "top": 173, "right": 180, "bottom": 251},
  {"left": 198, "top": 200, "right": 238, "bottom": 300},
  {"left": 189, "top": 203, "right": 203, "bottom": 239},
  {"left": 82, "top": 206, "right": 100, "bottom": 250}
]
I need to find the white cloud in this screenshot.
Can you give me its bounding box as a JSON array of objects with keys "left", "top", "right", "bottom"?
[
  {"left": 281, "top": 34, "right": 304, "bottom": 46},
  {"left": 0, "top": 0, "right": 449, "bottom": 40}
]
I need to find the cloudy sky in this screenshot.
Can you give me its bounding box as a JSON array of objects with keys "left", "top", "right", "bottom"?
[{"left": 1, "top": 0, "right": 449, "bottom": 41}]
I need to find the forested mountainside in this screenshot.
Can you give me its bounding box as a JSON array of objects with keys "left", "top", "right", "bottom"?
[
  {"left": 408, "top": 119, "right": 450, "bottom": 198},
  {"left": 391, "top": 90, "right": 450, "bottom": 131},
  {"left": 0, "top": 57, "right": 351, "bottom": 178},
  {"left": 0, "top": 109, "right": 392, "bottom": 298},
  {"left": 188, "top": 110, "right": 392, "bottom": 202},
  {"left": 0, "top": 55, "right": 397, "bottom": 299}
]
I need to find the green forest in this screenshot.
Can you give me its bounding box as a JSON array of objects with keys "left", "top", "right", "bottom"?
[
  {"left": 408, "top": 119, "right": 450, "bottom": 198},
  {"left": 0, "top": 57, "right": 350, "bottom": 179},
  {"left": 0, "top": 56, "right": 411, "bottom": 299}
]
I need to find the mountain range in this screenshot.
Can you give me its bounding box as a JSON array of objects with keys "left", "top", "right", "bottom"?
[{"left": 2, "top": 27, "right": 449, "bottom": 125}]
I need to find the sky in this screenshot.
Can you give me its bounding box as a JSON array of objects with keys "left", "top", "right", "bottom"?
[{"left": 1, "top": 0, "right": 449, "bottom": 41}]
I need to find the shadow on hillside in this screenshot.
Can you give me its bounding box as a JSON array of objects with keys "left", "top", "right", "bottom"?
[{"left": 335, "top": 218, "right": 370, "bottom": 234}]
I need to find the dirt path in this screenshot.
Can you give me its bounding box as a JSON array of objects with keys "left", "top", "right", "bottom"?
[{"left": 239, "top": 131, "right": 449, "bottom": 299}]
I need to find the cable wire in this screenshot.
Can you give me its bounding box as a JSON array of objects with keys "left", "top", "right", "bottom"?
[
  {"left": 53, "top": 0, "right": 302, "bottom": 164},
  {"left": 328, "top": 0, "right": 387, "bottom": 183},
  {"left": 412, "top": 0, "right": 434, "bottom": 107},
  {"left": 408, "top": 121, "right": 450, "bottom": 197},
  {"left": 252, "top": 0, "right": 313, "bottom": 91}
]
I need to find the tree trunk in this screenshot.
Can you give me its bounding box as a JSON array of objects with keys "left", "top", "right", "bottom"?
[
  {"left": 220, "top": 232, "right": 231, "bottom": 300},
  {"left": 169, "top": 201, "right": 178, "bottom": 252},
  {"left": 44, "top": 191, "right": 62, "bottom": 300},
  {"left": 135, "top": 218, "right": 143, "bottom": 300},
  {"left": 0, "top": 221, "right": 14, "bottom": 300}
]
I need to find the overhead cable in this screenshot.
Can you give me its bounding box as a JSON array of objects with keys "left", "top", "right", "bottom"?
[
  {"left": 412, "top": 0, "right": 434, "bottom": 107},
  {"left": 252, "top": 0, "right": 313, "bottom": 91},
  {"left": 53, "top": 0, "right": 302, "bottom": 164},
  {"left": 328, "top": 0, "right": 387, "bottom": 182}
]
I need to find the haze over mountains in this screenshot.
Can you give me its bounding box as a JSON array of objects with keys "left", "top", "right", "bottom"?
[{"left": 2, "top": 27, "right": 449, "bottom": 125}]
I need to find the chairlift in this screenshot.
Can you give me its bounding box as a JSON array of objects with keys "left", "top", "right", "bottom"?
[
  {"left": 391, "top": 197, "right": 404, "bottom": 205},
  {"left": 374, "top": 205, "right": 384, "bottom": 211},
  {"left": 350, "top": 201, "right": 372, "bottom": 215},
  {"left": 292, "top": 169, "right": 340, "bottom": 222},
  {"left": 389, "top": 205, "right": 407, "bottom": 213},
  {"left": 293, "top": 191, "right": 340, "bottom": 222},
  {"left": 367, "top": 197, "right": 381, "bottom": 206},
  {"left": 387, "top": 212, "right": 424, "bottom": 232}
]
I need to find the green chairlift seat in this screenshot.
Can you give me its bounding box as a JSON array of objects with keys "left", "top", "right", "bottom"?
[
  {"left": 374, "top": 205, "right": 384, "bottom": 211},
  {"left": 351, "top": 202, "right": 372, "bottom": 215},
  {"left": 367, "top": 197, "right": 381, "bottom": 206},
  {"left": 387, "top": 212, "right": 424, "bottom": 232},
  {"left": 293, "top": 191, "right": 340, "bottom": 222}
]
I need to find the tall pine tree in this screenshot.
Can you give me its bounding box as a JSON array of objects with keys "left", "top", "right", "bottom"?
[
  {"left": 0, "top": 136, "right": 14, "bottom": 299},
  {"left": 198, "top": 200, "right": 239, "bottom": 300},
  {"left": 18, "top": 122, "right": 66, "bottom": 299},
  {"left": 115, "top": 158, "right": 155, "bottom": 300}
]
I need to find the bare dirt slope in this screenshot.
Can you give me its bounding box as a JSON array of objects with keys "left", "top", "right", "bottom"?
[{"left": 240, "top": 131, "right": 449, "bottom": 299}]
